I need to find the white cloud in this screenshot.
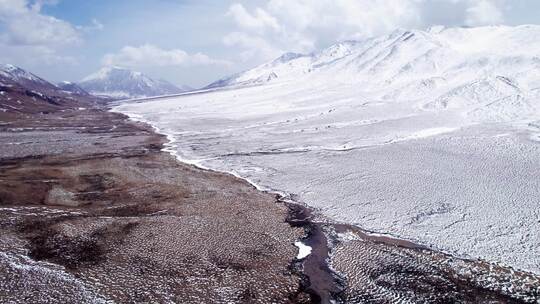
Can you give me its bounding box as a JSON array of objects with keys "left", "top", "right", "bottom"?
[
  {"left": 0, "top": 0, "right": 89, "bottom": 68},
  {"left": 266, "top": 0, "right": 422, "bottom": 39},
  {"left": 464, "top": 0, "right": 505, "bottom": 26},
  {"left": 78, "top": 19, "right": 104, "bottom": 33},
  {"left": 223, "top": 0, "right": 514, "bottom": 64},
  {"left": 102, "top": 44, "right": 232, "bottom": 67},
  {"left": 226, "top": 3, "right": 280, "bottom": 33},
  {"left": 223, "top": 0, "right": 423, "bottom": 62},
  {"left": 29, "top": 0, "right": 59, "bottom": 12},
  {"left": 0, "top": 43, "right": 77, "bottom": 65},
  {"left": 223, "top": 32, "right": 282, "bottom": 62},
  {"left": 0, "top": 0, "right": 80, "bottom": 46}
]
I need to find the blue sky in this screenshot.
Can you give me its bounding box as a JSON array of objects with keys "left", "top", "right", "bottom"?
[{"left": 1, "top": 0, "right": 540, "bottom": 88}]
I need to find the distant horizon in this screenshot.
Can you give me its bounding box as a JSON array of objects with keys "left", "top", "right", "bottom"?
[
  {"left": 5, "top": 22, "right": 540, "bottom": 90},
  {"left": 2, "top": 1, "right": 540, "bottom": 87},
  {"left": 3, "top": 22, "right": 539, "bottom": 90}
]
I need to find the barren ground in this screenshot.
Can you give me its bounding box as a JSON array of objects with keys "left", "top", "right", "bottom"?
[{"left": 0, "top": 108, "right": 310, "bottom": 303}]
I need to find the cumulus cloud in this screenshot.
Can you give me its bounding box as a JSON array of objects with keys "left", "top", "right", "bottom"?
[
  {"left": 0, "top": 0, "right": 80, "bottom": 46},
  {"left": 223, "top": 0, "right": 514, "bottom": 64},
  {"left": 78, "top": 19, "right": 104, "bottom": 33},
  {"left": 464, "top": 0, "right": 505, "bottom": 26},
  {"left": 0, "top": 0, "right": 95, "bottom": 67},
  {"left": 102, "top": 44, "right": 232, "bottom": 68},
  {"left": 226, "top": 3, "right": 280, "bottom": 33},
  {"left": 223, "top": 0, "right": 423, "bottom": 62},
  {"left": 0, "top": 43, "right": 77, "bottom": 66},
  {"left": 223, "top": 32, "right": 282, "bottom": 62}
]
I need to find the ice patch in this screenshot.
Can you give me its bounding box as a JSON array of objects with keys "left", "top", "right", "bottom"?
[
  {"left": 393, "top": 127, "right": 458, "bottom": 142},
  {"left": 294, "top": 241, "right": 312, "bottom": 259},
  {"left": 337, "top": 231, "right": 362, "bottom": 242}
]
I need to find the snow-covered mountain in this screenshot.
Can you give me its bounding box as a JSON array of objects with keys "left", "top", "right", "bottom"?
[
  {"left": 177, "top": 84, "right": 194, "bottom": 92},
  {"left": 57, "top": 81, "right": 90, "bottom": 96},
  {"left": 0, "top": 64, "right": 101, "bottom": 115},
  {"left": 79, "top": 67, "right": 189, "bottom": 99},
  {"left": 207, "top": 25, "right": 540, "bottom": 122},
  {"left": 0, "top": 63, "right": 58, "bottom": 92}
]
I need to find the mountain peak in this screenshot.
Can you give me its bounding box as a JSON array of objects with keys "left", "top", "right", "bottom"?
[
  {"left": 272, "top": 52, "right": 306, "bottom": 64},
  {"left": 82, "top": 66, "right": 139, "bottom": 82},
  {"left": 1, "top": 63, "right": 18, "bottom": 72},
  {"left": 0, "top": 63, "right": 57, "bottom": 91},
  {"left": 79, "top": 66, "right": 189, "bottom": 99}
]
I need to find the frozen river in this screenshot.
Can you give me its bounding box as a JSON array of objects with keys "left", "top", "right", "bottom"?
[{"left": 114, "top": 82, "right": 540, "bottom": 274}]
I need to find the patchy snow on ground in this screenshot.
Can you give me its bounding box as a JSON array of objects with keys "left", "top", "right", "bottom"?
[
  {"left": 115, "top": 25, "right": 540, "bottom": 274},
  {"left": 294, "top": 241, "right": 312, "bottom": 260}
]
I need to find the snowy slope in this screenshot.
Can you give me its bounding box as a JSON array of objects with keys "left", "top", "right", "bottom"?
[
  {"left": 0, "top": 64, "right": 58, "bottom": 92},
  {"left": 57, "top": 81, "right": 90, "bottom": 96},
  {"left": 207, "top": 25, "right": 540, "bottom": 122},
  {"left": 177, "top": 84, "right": 194, "bottom": 92},
  {"left": 115, "top": 25, "right": 540, "bottom": 274},
  {"left": 79, "top": 67, "right": 188, "bottom": 99},
  {"left": 0, "top": 64, "right": 99, "bottom": 114}
]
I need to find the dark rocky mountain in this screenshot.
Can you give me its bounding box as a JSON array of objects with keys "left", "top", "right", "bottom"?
[
  {"left": 0, "top": 64, "right": 102, "bottom": 118},
  {"left": 0, "top": 64, "right": 58, "bottom": 93}
]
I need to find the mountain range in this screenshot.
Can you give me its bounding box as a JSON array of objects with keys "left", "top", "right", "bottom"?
[
  {"left": 0, "top": 63, "right": 100, "bottom": 116},
  {"left": 4, "top": 24, "right": 540, "bottom": 121},
  {"left": 0, "top": 64, "right": 194, "bottom": 113},
  {"left": 206, "top": 24, "right": 540, "bottom": 123}
]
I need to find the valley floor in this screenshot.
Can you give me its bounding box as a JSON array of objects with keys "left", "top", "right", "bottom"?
[
  {"left": 0, "top": 106, "right": 538, "bottom": 303},
  {"left": 114, "top": 82, "right": 540, "bottom": 276},
  {"left": 0, "top": 108, "right": 308, "bottom": 303}
]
